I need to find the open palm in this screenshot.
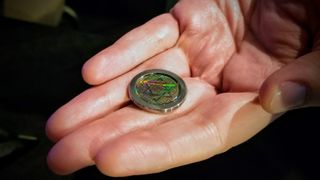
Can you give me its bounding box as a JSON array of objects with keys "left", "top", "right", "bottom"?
[{"left": 46, "top": 0, "right": 317, "bottom": 176}]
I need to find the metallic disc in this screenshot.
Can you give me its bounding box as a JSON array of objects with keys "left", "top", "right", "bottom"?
[{"left": 129, "top": 69, "right": 187, "bottom": 113}]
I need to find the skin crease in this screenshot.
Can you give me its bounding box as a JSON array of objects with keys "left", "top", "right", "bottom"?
[{"left": 46, "top": 0, "right": 320, "bottom": 177}]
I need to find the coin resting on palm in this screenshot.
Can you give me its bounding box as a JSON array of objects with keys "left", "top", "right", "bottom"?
[{"left": 129, "top": 69, "right": 187, "bottom": 113}]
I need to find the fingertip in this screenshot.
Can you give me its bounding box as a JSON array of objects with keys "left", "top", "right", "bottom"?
[
  {"left": 259, "top": 79, "right": 276, "bottom": 113},
  {"left": 46, "top": 114, "right": 62, "bottom": 142},
  {"left": 82, "top": 54, "right": 108, "bottom": 85},
  {"left": 258, "top": 77, "right": 288, "bottom": 114},
  {"left": 46, "top": 108, "right": 74, "bottom": 142},
  {"left": 47, "top": 136, "right": 95, "bottom": 175},
  {"left": 260, "top": 80, "right": 308, "bottom": 114},
  {"left": 81, "top": 59, "right": 94, "bottom": 85},
  {"left": 259, "top": 51, "right": 320, "bottom": 113},
  {"left": 47, "top": 147, "right": 71, "bottom": 175}
]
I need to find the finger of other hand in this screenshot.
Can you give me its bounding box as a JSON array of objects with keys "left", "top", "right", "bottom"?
[{"left": 260, "top": 51, "right": 320, "bottom": 113}]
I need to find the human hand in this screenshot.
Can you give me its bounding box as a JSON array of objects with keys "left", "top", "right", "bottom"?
[
  {"left": 258, "top": 0, "right": 320, "bottom": 113},
  {"left": 46, "top": 0, "right": 320, "bottom": 177}
]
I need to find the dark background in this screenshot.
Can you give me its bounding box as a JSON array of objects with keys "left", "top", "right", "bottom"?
[{"left": 0, "top": 0, "right": 319, "bottom": 179}]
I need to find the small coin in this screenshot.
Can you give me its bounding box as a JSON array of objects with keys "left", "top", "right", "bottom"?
[{"left": 129, "top": 69, "right": 187, "bottom": 113}]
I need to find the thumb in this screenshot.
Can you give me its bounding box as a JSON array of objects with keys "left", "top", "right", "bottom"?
[{"left": 259, "top": 51, "right": 320, "bottom": 114}]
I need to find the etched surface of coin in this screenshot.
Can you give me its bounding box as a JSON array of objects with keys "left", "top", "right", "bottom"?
[{"left": 129, "top": 69, "right": 187, "bottom": 113}]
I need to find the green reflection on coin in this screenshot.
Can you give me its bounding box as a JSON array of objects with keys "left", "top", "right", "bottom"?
[{"left": 129, "top": 69, "right": 186, "bottom": 113}]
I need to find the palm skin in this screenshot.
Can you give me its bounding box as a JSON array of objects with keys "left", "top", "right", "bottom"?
[{"left": 46, "top": 0, "right": 319, "bottom": 177}]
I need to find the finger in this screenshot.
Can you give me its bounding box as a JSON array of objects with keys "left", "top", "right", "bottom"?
[
  {"left": 47, "top": 78, "right": 216, "bottom": 175},
  {"left": 94, "top": 93, "right": 272, "bottom": 177},
  {"left": 46, "top": 48, "right": 189, "bottom": 142},
  {"left": 171, "top": 0, "right": 237, "bottom": 86},
  {"left": 82, "top": 13, "right": 179, "bottom": 85},
  {"left": 259, "top": 51, "right": 320, "bottom": 113}
]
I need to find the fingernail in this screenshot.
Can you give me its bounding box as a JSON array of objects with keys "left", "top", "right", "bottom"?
[{"left": 270, "top": 81, "right": 306, "bottom": 113}]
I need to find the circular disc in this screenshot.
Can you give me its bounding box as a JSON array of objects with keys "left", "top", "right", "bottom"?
[{"left": 129, "top": 69, "right": 187, "bottom": 113}]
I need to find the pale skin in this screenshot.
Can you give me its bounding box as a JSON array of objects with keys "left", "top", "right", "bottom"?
[{"left": 46, "top": 0, "right": 320, "bottom": 177}]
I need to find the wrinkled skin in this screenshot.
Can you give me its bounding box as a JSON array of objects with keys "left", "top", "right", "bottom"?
[{"left": 46, "top": 0, "right": 320, "bottom": 177}]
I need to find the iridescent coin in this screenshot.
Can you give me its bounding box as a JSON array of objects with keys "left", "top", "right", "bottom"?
[{"left": 129, "top": 69, "right": 187, "bottom": 113}]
